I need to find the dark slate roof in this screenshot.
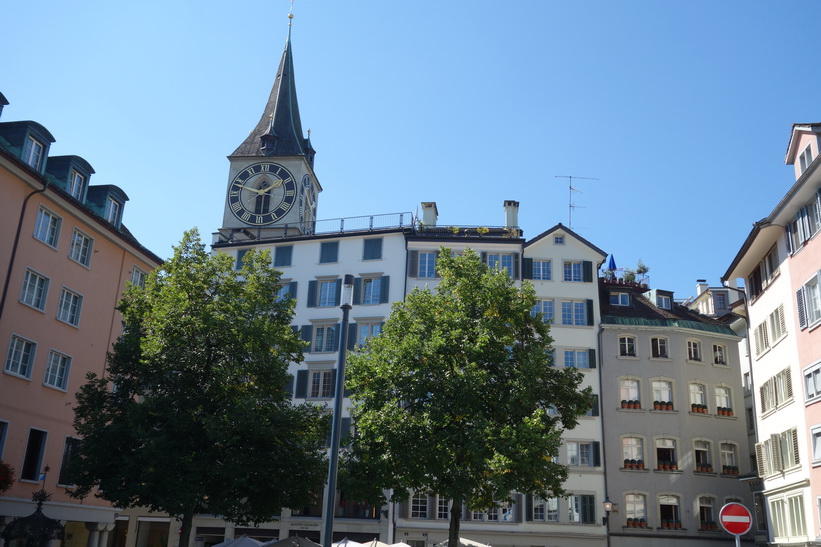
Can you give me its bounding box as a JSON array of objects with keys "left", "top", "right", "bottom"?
[
  {"left": 231, "top": 28, "right": 311, "bottom": 158},
  {"left": 599, "top": 280, "right": 736, "bottom": 336}
]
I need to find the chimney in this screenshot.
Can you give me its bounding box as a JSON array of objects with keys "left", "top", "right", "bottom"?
[
  {"left": 504, "top": 200, "right": 519, "bottom": 228},
  {"left": 421, "top": 202, "right": 438, "bottom": 227},
  {"left": 696, "top": 279, "right": 708, "bottom": 296}
]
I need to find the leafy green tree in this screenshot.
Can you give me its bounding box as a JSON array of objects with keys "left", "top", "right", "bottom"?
[
  {"left": 71, "top": 230, "right": 328, "bottom": 547},
  {"left": 343, "top": 249, "right": 592, "bottom": 546}
]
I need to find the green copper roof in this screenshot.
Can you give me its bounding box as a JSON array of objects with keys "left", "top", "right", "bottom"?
[{"left": 601, "top": 315, "right": 736, "bottom": 336}]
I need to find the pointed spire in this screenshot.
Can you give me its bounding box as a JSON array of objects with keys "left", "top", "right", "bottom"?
[{"left": 231, "top": 13, "right": 312, "bottom": 159}]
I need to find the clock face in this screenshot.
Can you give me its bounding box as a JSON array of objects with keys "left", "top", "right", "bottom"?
[{"left": 228, "top": 162, "right": 297, "bottom": 225}]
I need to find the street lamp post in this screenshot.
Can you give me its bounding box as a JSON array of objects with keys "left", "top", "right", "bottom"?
[
  {"left": 602, "top": 497, "right": 613, "bottom": 547},
  {"left": 321, "top": 274, "right": 355, "bottom": 547}
]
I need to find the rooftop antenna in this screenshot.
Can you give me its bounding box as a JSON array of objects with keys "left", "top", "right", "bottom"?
[{"left": 555, "top": 175, "right": 598, "bottom": 230}]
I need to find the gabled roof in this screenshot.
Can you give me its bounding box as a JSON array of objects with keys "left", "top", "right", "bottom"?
[
  {"left": 525, "top": 222, "right": 607, "bottom": 258},
  {"left": 784, "top": 122, "right": 821, "bottom": 165},
  {"left": 231, "top": 27, "right": 311, "bottom": 158}
]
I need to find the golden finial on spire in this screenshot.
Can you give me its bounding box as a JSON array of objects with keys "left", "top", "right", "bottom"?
[{"left": 288, "top": 0, "right": 295, "bottom": 24}]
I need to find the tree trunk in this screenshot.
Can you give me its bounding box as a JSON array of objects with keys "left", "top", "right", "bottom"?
[
  {"left": 179, "top": 506, "right": 195, "bottom": 547},
  {"left": 448, "top": 498, "right": 461, "bottom": 547}
]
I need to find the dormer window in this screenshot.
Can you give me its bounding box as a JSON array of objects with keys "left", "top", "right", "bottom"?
[
  {"left": 68, "top": 169, "right": 85, "bottom": 200},
  {"left": 799, "top": 144, "right": 814, "bottom": 174},
  {"left": 23, "top": 136, "right": 44, "bottom": 170},
  {"left": 610, "top": 292, "right": 629, "bottom": 306},
  {"left": 105, "top": 198, "right": 121, "bottom": 225},
  {"left": 657, "top": 295, "right": 672, "bottom": 309}
]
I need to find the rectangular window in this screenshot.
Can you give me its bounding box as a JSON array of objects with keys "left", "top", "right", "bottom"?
[
  {"left": 68, "top": 229, "right": 93, "bottom": 267},
  {"left": 651, "top": 337, "right": 668, "bottom": 358},
  {"left": 694, "top": 441, "right": 711, "bottom": 467},
  {"left": 438, "top": 498, "right": 449, "bottom": 520},
  {"left": 798, "top": 271, "right": 821, "bottom": 329},
  {"left": 274, "top": 245, "right": 293, "bottom": 267},
  {"left": 23, "top": 136, "right": 44, "bottom": 170},
  {"left": 5, "top": 335, "right": 36, "bottom": 378},
  {"left": 563, "top": 261, "right": 582, "bottom": 282},
  {"left": 309, "top": 370, "right": 333, "bottom": 398},
  {"left": 21, "top": 428, "right": 47, "bottom": 481},
  {"left": 721, "top": 442, "right": 738, "bottom": 469},
  {"left": 619, "top": 335, "right": 636, "bottom": 357},
  {"left": 20, "top": 269, "right": 49, "bottom": 310},
  {"left": 418, "top": 251, "right": 437, "bottom": 278},
  {"left": 757, "top": 428, "right": 800, "bottom": 476},
  {"left": 554, "top": 235, "right": 565, "bottom": 245},
  {"left": 568, "top": 495, "right": 596, "bottom": 524},
  {"left": 760, "top": 367, "right": 793, "bottom": 413},
  {"left": 619, "top": 379, "right": 640, "bottom": 402},
  {"left": 313, "top": 325, "right": 338, "bottom": 353},
  {"left": 319, "top": 280, "right": 337, "bottom": 307},
  {"left": 319, "top": 241, "right": 339, "bottom": 263},
  {"left": 532, "top": 260, "right": 551, "bottom": 280},
  {"left": 567, "top": 441, "right": 599, "bottom": 466},
  {"left": 698, "top": 497, "right": 715, "bottom": 529},
  {"left": 747, "top": 246, "right": 779, "bottom": 298},
  {"left": 487, "top": 253, "right": 515, "bottom": 277},
  {"left": 130, "top": 267, "right": 147, "bottom": 288},
  {"left": 769, "top": 305, "right": 786, "bottom": 342},
  {"left": 33, "top": 207, "right": 61, "bottom": 247},
  {"left": 806, "top": 363, "right": 821, "bottom": 401},
  {"left": 564, "top": 349, "right": 589, "bottom": 369},
  {"left": 610, "top": 292, "right": 629, "bottom": 306},
  {"left": 715, "top": 386, "right": 732, "bottom": 410},
  {"left": 561, "top": 300, "right": 587, "bottom": 326},
  {"left": 362, "top": 277, "right": 382, "bottom": 305},
  {"left": 0, "top": 421, "right": 7, "bottom": 458},
  {"left": 358, "top": 322, "right": 382, "bottom": 346},
  {"left": 713, "top": 344, "right": 727, "bottom": 365},
  {"left": 687, "top": 340, "right": 702, "bottom": 361},
  {"left": 363, "top": 238, "right": 383, "bottom": 260},
  {"left": 800, "top": 144, "right": 814, "bottom": 173},
  {"left": 105, "top": 198, "right": 120, "bottom": 224},
  {"left": 44, "top": 351, "right": 71, "bottom": 390},
  {"left": 531, "top": 300, "right": 554, "bottom": 323},
  {"left": 58, "top": 437, "right": 81, "bottom": 486},
  {"left": 68, "top": 169, "right": 85, "bottom": 199},
  {"left": 657, "top": 295, "right": 672, "bottom": 309},
  {"left": 57, "top": 288, "right": 83, "bottom": 326},
  {"left": 689, "top": 383, "right": 706, "bottom": 407}
]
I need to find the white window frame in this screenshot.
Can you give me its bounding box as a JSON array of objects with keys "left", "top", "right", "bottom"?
[
  {"left": 418, "top": 251, "right": 437, "bottom": 278},
  {"left": 532, "top": 259, "right": 551, "bottom": 281},
  {"left": 563, "top": 261, "right": 583, "bottom": 282},
  {"left": 712, "top": 343, "right": 727, "bottom": 365},
  {"left": 5, "top": 335, "right": 36, "bottom": 379},
  {"left": 715, "top": 386, "right": 732, "bottom": 410},
  {"left": 657, "top": 295, "right": 671, "bottom": 309},
  {"left": 361, "top": 277, "right": 382, "bottom": 305},
  {"left": 44, "top": 350, "right": 71, "bottom": 390},
  {"left": 619, "top": 378, "right": 640, "bottom": 403},
  {"left": 651, "top": 336, "right": 668, "bottom": 359},
  {"left": 567, "top": 441, "right": 596, "bottom": 467},
  {"left": 68, "top": 169, "right": 85, "bottom": 199},
  {"left": 130, "top": 267, "right": 147, "bottom": 288},
  {"left": 357, "top": 321, "right": 382, "bottom": 346},
  {"left": 33, "top": 207, "right": 61, "bottom": 247},
  {"left": 105, "top": 198, "right": 121, "bottom": 224},
  {"left": 619, "top": 335, "right": 637, "bottom": 357},
  {"left": 68, "top": 229, "right": 94, "bottom": 267},
  {"left": 312, "top": 324, "right": 338, "bottom": 353},
  {"left": 652, "top": 380, "right": 673, "bottom": 406},
  {"left": 410, "top": 493, "right": 428, "bottom": 519},
  {"left": 610, "top": 292, "right": 629, "bottom": 306},
  {"left": 800, "top": 143, "right": 814, "bottom": 173},
  {"left": 560, "top": 300, "right": 586, "bottom": 326},
  {"left": 687, "top": 339, "right": 702, "bottom": 362},
  {"left": 23, "top": 136, "right": 44, "bottom": 170},
  {"left": 805, "top": 361, "right": 821, "bottom": 402},
  {"left": 57, "top": 288, "right": 83, "bottom": 327},
  {"left": 318, "top": 280, "right": 336, "bottom": 307},
  {"left": 309, "top": 369, "right": 333, "bottom": 398},
  {"left": 798, "top": 271, "right": 821, "bottom": 330},
  {"left": 487, "top": 253, "right": 515, "bottom": 277},
  {"left": 531, "top": 299, "right": 554, "bottom": 323},
  {"left": 563, "top": 348, "right": 589, "bottom": 369},
  {"left": 20, "top": 269, "right": 49, "bottom": 311},
  {"left": 622, "top": 436, "right": 644, "bottom": 461}
]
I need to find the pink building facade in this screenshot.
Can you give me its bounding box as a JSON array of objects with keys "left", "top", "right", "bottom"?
[{"left": 0, "top": 92, "right": 161, "bottom": 546}]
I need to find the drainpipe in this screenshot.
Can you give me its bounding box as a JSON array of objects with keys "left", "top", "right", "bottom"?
[
  {"left": 597, "top": 324, "right": 611, "bottom": 547},
  {"left": 0, "top": 180, "right": 50, "bottom": 320}
]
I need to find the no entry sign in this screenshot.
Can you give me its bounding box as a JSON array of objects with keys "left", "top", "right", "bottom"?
[{"left": 719, "top": 502, "right": 753, "bottom": 536}]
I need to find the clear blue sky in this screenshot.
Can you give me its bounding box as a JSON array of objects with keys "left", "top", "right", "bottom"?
[{"left": 3, "top": 1, "right": 814, "bottom": 299}]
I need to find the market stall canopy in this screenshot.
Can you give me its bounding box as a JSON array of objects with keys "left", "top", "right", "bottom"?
[
  {"left": 263, "top": 537, "right": 322, "bottom": 547},
  {"left": 434, "top": 539, "right": 491, "bottom": 547},
  {"left": 212, "top": 537, "right": 264, "bottom": 547}
]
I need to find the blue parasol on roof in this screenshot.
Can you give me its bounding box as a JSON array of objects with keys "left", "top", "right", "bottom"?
[{"left": 608, "top": 255, "right": 617, "bottom": 271}]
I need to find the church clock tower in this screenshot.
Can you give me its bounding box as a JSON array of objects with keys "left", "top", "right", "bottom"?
[{"left": 219, "top": 16, "right": 320, "bottom": 240}]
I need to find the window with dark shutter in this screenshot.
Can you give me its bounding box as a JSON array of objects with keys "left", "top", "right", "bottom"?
[
  {"left": 320, "top": 241, "right": 339, "bottom": 263},
  {"left": 363, "top": 238, "right": 383, "bottom": 260}
]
